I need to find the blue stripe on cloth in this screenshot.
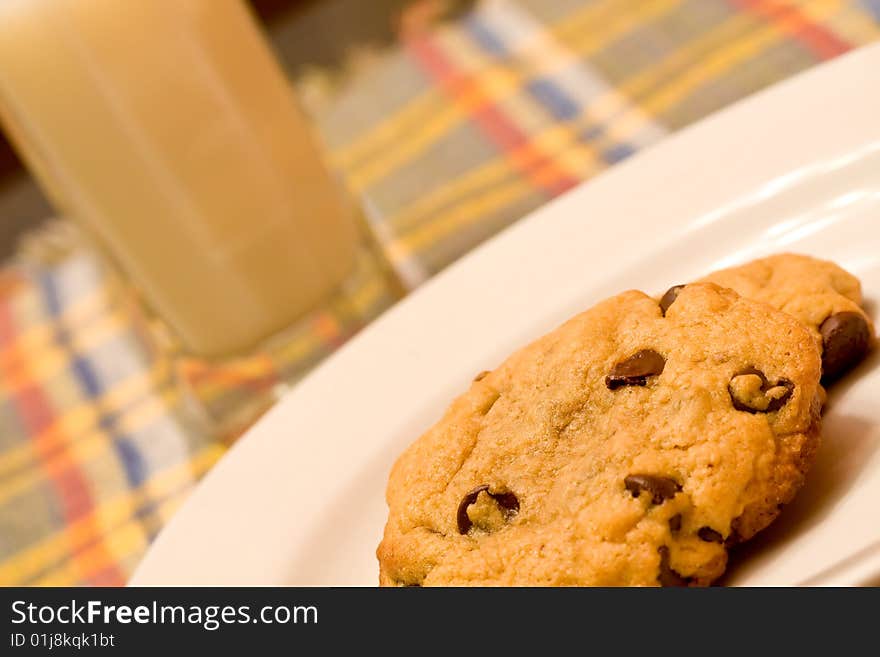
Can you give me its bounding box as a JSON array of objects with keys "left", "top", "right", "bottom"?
[
  {"left": 38, "top": 271, "right": 149, "bottom": 493},
  {"left": 464, "top": 13, "right": 637, "bottom": 166},
  {"left": 604, "top": 143, "right": 636, "bottom": 164},
  {"left": 526, "top": 78, "right": 581, "bottom": 120},
  {"left": 861, "top": 0, "right": 880, "bottom": 21}
]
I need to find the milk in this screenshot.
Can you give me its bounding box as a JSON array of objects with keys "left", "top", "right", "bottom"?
[{"left": 0, "top": 0, "right": 359, "bottom": 356}]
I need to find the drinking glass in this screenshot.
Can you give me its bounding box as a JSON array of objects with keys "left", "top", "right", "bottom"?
[{"left": 0, "top": 0, "right": 403, "bottom": 435}]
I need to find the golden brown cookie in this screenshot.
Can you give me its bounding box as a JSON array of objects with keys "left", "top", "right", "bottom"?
[
  {"left": 377, "top": 284, "right": 823, "bottom": 586},
  {"left": 661, "top": 254, "right": 875, "bottom": 383}
]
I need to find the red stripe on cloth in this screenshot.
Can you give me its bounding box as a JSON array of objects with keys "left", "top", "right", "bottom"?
[
  {"left": 728, "top": 0, "right": 852, "bottom": 59},
  {"left": 89, "top": 564, "right": 128, "bottom": 586},
  {"left": 0, "top": 300, "right": 125, "bottom": 585},
  {"left": 405, "top": 33, "right": 580, "bottom": 197},
  {"left": 15, "top": 384, "right": 102, "bottom": 529}
]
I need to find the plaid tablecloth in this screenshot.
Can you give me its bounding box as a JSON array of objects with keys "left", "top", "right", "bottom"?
[{"left": 1, "top": 0, "right": 878, "bottom": 586}]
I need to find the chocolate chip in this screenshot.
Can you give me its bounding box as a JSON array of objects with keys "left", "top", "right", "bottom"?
[
  {"left": 657, "top": 546, "right": 689, "bottom": 587},
  {"left": 669, "top": 514, "right": 682, "bottom": 533},
  {"left": 456, "top": 485, "right": 520, "bottom": 535},
  {"left": 659, "top": 285, "right": 685, "bottom": 316},
  {"left": 490, "top": 491, "right": 520, "bottom": 514},
  {"left": 726, "top": 516, "right": 745, "bottom": 546},
  {"left": 820, "top": 312, "right": 872, "bottom": 383},
  {"left": 606, "top": 350, "right": 666, "bottom": 390},
  {"left": 473, "top": 370, "right": 490, "bottom": 382},
  {"left": 624, "top": 474, "right": 681, "bottom": 504},
  {"left": 728, "top": 367, "right": 794, "bottom": 413},
  {"left": 698, "top": 527, "right": 723, "bottom": 543}
]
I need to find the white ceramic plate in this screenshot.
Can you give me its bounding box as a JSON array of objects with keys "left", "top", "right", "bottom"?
[{"left": 133, "top": 44, "right": 880, "bottom": 586}]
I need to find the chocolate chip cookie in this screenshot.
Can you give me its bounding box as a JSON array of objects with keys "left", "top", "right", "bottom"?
[
  {"left": 377, "top": 284, "right": 823, "bottom": 586},
  {"left": 662, "top": 254, "right": 874, "bottom": 383}
]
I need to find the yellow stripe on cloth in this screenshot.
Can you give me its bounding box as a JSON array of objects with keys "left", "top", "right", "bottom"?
[
  {"left": 31, "top": 490, "right": 190, "bottom": 586},
  {"left": 330, "top": 0, "right": 631, "bottom": 171},
  {"left": 385, "top": 0, "right": 845, "bottom": 258},
  {"left": 0, "top": 363, "right": 168, "bottom": 478},
  {"left": 0, "top": 285, "right": 105, "bottom": 361},
  {"left": 337, "top": 0, "right": 686, "bottom": 191},
  {"left": 0, "top": 312, "right": 130, "bottom": 397},
  {"left": 0, "top": 443, "right": 222, "bottom": 585},
  {"left": 384, "top": 172, "right": 579, "bottom": 265},
  {"left": 382, "top": 9, "right": 672, "bottom": 238},
  {"left": 0, "top": 380, "right": 177, "bottom": 507},
  {"left": 638, "top": 0, "right": 844, "bottom": 113},
  {"left": 825, "top": 2, "right": 880, "bottom": 42}
]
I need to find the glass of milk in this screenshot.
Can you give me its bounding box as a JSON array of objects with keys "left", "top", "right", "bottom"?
[{"left": 0, "top": 0, "right": 402, "bottom": 433}]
